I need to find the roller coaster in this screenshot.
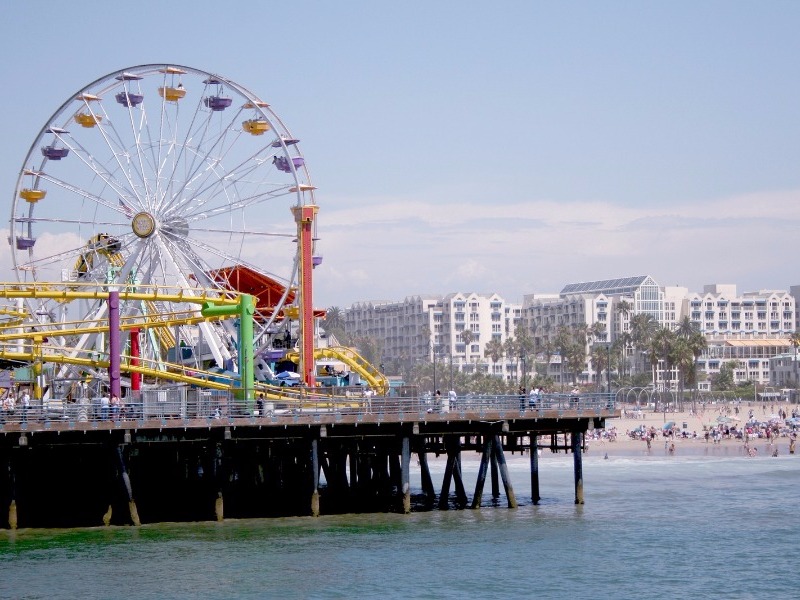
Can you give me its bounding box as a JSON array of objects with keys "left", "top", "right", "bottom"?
[{"left": 0, "top": 282, "right": 388, "bottom": 402}]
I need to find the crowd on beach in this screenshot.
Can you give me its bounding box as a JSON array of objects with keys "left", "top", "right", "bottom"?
[{"left": 587, "top": 401, "right": 800, "bottom": 458}]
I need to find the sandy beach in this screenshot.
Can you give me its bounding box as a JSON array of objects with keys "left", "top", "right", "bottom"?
[{"left": 588, "top": 403, "right": 798, "bottom": 458}]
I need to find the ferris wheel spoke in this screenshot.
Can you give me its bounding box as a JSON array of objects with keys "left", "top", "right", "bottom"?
[
  {"left": 158, "top": 110, "right": 247, "bottom": 218},
  {"left": 32, "top": 173, "right": 133, "bottom": 218},
  {"left": 47, "top": 135, "right": 139, "bottom": 210}
]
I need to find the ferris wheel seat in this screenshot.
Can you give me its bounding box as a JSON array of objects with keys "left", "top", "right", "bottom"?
[
  {"left": 41, "top": 146, "right": 70, "bottom": 160},
  {"left": 74, "top": 113, "right": 102, "bottom": 127},
  {"left": 289, "top": 184, "right": 316, "bottom": 193},
  {"left": 158, "top": 86, "right": 186, "bottom": 102},
  {"left": 312, "top": 255, "right": 323, "bottom": 267},
  {"left": 272, "top": 157, "right": 306, "bottom": 172},
  {"left": 271, "top": 137, "right": 300, "bottom": 148},
  {"left": 204, "top": 96, "right": 233, "bottom": 111},
  {"left": 243, "top": 119, "right": 270, "bottom": 135},
  {"left": 14, "top": 237, "right": 36, "bottom": 250},
  {"left": 115, "top": 92, "right": 144, "bottom": 107},
  {"left": 19, "top": 188, "right": 47, "bottom": 202}
]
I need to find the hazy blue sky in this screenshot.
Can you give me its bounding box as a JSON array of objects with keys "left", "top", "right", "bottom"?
[{"left": 2, "top": 1, "right": 800, "bottom": 307}]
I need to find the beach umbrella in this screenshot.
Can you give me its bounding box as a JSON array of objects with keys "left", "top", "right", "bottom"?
[{"left": 662, "top": 421, "right": 676, "bottom": 430}]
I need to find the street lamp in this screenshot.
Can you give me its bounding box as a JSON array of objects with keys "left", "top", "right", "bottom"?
[
  {"left": 449, "top": 345, "right": 454, "bottom": 391},
  {"left": 432, "top": 344, "right": 437, "bottom": 393}
]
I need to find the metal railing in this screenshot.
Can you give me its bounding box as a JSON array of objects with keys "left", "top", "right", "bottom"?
[{"left": 0, "top": 391, "right": 616, "bottom": 427}]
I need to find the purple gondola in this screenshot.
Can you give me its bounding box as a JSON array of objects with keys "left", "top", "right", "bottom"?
[
  {"left": 271, "top": 137, "right": 300, "bottom": 148},
  {"left": 15, "top": 237, "right": 36, "bottom": 250},
  {"left": 115, "top": 91, "right": 144, "bottom": 107},
  {"left": 41, "top": 146, "right": 70, "bottom": 160},
  {"left": 273, "top": 156, "right": 305, "bottom": 173},
  {"left": 204, "top": 96, "right": 233, "bottom": 111},
  {"left": 273, "top": 156, "right": 291, "bottom": 173}
]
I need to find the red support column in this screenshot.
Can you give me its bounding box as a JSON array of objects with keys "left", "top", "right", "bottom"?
[
  {"left": 130, "top": 327, "right": 141, "bottom": 392},
  {"left": 291, "top": 204, "right": 319, "bottom": 388}
]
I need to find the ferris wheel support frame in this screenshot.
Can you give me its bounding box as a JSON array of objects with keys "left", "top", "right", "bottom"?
[{"left": 292, "top": 204, "right": 319, "bottom": 388}]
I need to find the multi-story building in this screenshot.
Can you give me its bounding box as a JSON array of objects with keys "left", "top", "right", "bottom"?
[
  {"left": 344, "top": 279, "right": 800, "bottom": 391},
  {"left": 344, "top": 293, "right": 521, "bottom": 379}
]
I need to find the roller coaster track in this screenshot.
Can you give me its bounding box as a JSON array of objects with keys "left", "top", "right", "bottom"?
[
  {"left": 286, "top": 346, "right": 389, "bottom": 394},
  {"left": 0, "top": 282, "right": 359, "bottom": 404}
]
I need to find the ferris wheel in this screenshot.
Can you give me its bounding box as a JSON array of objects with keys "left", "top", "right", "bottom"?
[{"left": 9, "top": 64, "right": 317, "bottom": 373}]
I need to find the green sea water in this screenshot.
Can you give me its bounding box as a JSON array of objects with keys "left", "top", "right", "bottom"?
[{"left": 2, "top": 450, "right": 798, "bottom": 599}]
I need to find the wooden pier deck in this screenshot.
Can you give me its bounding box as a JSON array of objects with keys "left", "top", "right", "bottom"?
[{"left": 0, "top": 394, "right": 619, "bottom": 529}]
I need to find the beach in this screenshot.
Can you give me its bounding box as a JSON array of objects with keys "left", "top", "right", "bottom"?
[{"left": 589, "top": 403, "right": 798, "bottom": 458}]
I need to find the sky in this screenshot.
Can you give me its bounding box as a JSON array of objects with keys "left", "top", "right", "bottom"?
[{"left": 2, "top": 0, "right": 800, "bottom": 308}]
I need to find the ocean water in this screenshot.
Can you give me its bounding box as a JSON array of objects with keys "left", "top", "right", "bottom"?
[{"left": 1, "top": 450, "right": 798, "bottom": 600}]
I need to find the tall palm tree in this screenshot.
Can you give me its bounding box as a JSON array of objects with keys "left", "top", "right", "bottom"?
[
  {"left": 515, "top": 328, "right": 535, "bottom": 386},
  {"left": 649, "top": 326, "right": 675, "bottom": 393},
  {"left": 789, "top": 331, "right": 800, "bottom": 387},
  {"left": 461, "top": 329, "right": 474, "bottom": 373},
  {"left": 630, "top": 313, "right": 658, "bottom": 376},
  {"left": 323, "top": 306, "right": 346, "bottom": 340},
  {"left": 483, "top": 338, "right": 504, "bottom": 376}
]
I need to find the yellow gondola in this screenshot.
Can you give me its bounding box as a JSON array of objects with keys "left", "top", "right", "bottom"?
[
  {"left": 20, "top": 189, "right": 46, "bottom": 203},
  {"left": 158, "top": 86, "right": 186, "bottom": 102},
  {"left": 75, "top": 113, "right": 102, "bottom": 128},
  {"left": 242, "top": 119, "right": 270, "bottom": 135}
]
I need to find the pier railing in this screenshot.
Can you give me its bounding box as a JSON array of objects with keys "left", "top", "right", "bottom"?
[{"left": 0, "top": 391, "right": 616, "bottom": 428}]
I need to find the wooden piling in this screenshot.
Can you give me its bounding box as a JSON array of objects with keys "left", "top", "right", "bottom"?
[
  {"left": 401, "top": 436, "right": 411, "bottom": 514},
  {"left": 116, "top": 445, "right": 141, "bottom": 526},
  {"left": 471, "top": 435, "right": 493, "bottom": 509},
  {"left": 7, "top": 457, "right": 17, "bottom": 530},
  {"left": 311, "top": 438, "right": 320, "bottom": 517},
  {"left": 530, "top": 433, "right": 540, "bottom": 505},
  {"left": 492, "top": 435, "right": 517, "bottom": 508},
  {"left": 417, "top": 447, "right": 435, "bottom": 503},
  {"left": 572, "top": 431, "right": 584, "bottom": 505}
]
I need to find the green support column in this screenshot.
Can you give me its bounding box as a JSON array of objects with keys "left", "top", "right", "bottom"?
[{"left": 201, "top": 294, "right": 255, "bottom": 407}]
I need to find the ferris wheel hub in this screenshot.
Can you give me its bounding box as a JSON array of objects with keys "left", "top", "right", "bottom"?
[{"left": 131, "top": 212, "right": 156, "bottom": 238}]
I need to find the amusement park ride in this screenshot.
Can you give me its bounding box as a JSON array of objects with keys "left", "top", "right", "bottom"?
[{"left": 1, "top": 64, "right": 387, "bottom": 406}]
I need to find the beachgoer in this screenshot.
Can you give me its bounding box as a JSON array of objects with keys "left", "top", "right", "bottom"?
[
  {"left": 668, "top": 442, "right": 675, "bottom": 455},
  {"left": 256, "top": 393, "right": 265, "bottom": 416},
  {"left": 21, "top": 390, "right": 30, "bottom": 423},
  {"left": 100, "top": 393, "right": 110, "bottom": 420},
  {"left": 110, "top": 394, "right": 121, "bottom": 420}
]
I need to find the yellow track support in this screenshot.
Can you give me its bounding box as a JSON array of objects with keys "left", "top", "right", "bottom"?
[{"left": 286, "top": 345, "right": 389, "bottom": 395}]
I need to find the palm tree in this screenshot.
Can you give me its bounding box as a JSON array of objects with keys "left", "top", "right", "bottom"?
[
  {"left": 515, "top": 328, "right": 535, "bottom": 387},
  {"left": 630, "top": 313, "right": 658, "bottom": 376},
  {"left": 483, "top": 338, "right": 504, "bottom": 376},
  {"left": 461, "top": 329, "right": 474, "bottom": 374},
  {"left": 590, "top": 343, "right": 614, "bottom": 392},
  {"left": 789, "top": 331, "right": 800, "bottom": 387},
  {"left": 323, "top": 306, "right": 347, "bottom": 344},
  {"left": 649, "top": 326, "right": 675, "bottom": 393},
  {"left": 673, "top": 316, "right": 704, "bottom": 409}
]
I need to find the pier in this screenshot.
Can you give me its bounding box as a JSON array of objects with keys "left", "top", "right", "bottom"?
[{"left": 0, "top": 392, "right": 617, "bottom": 528}]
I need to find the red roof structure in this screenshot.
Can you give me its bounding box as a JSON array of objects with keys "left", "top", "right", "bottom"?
[{"left": 207, "top": 265, "right": 325, "bottom": 320}]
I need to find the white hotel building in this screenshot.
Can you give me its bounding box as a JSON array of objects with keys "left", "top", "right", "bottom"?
[
  {"left": 344, "top": 293, "right": 522, "bottom": 379},
  {"left": 344, "top": 277, "right": 799, "bottom": 389}
]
